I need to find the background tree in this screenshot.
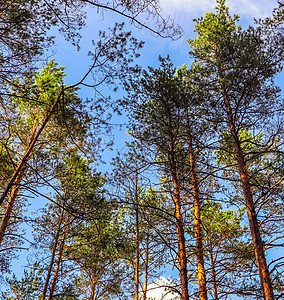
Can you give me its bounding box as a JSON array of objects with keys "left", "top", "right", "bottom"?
[
  {"left": 1, "top": 263, "right": 44, "bottom": 300},
  {"left": 110, "top": 148, "right": 174, "bottom": 299},
  {"left": 32, "top": 149, "right": 133, "bottom": 299},
  {"left": 0, "top": 60, "right": 95, "bottom": 278},
  {"left": 125, "top": 57, "right": 196, "bottom": 299},
  {"left": 199, "top": 200, "right": 252, "bottom": 299}
]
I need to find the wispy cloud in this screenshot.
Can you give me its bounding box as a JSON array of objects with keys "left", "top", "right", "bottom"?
[
  {"left": 226, "top": 0, "right": 278, "bottom": 19},
  {"left": 159, "top": 0, "right": 214, "bottom": 15},
  {"left": 159, "top": 0, "right": 279, "bottom": 20}
]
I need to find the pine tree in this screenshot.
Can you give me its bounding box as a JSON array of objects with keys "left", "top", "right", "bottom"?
[
  {"left": 187, "top": 1, "right": 283, "bottom": 298},
  {"left": 125, "top": 57, "right": 194, "bottom": 299}
]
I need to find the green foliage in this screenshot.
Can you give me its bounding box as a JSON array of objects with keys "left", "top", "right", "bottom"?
[
  {"left": 1, "top": 0, "right": 283, "bottom": 298},
  {"left": 0, "top": 59, "right": 92, "bottom": 277},
  {"left": 1, "top": 263, "right": 43, "bottom": 300},
  {"left": 32, "top": 148, "right": 132, "bottom": 299},
  {"left": 187, "top": 0, "right": 240, "bottom": 57},
  {"left": 216, "top": 129, "right": 264, "bottom": 167},
  {"left": 11, "top": 60, "right": 78, "bottom": 112},
  {"left": 0, "top": 0, "right": 85, "bottom": 84},
  {"left": 125, "top": 56, "right": 190, "bottom": 179},
  {"left": 188, "top": 0, "right": 283, "bottom": 130},
  {"left": 201, "top": 200, "right": 246, "bottom": 239}
]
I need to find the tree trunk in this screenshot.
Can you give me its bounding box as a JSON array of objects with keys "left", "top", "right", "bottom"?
[
  {"left": 135, "top": 166, "right": 140, "bottom": 300},
  {"left": 186, "top": 114, "right": 208, "bottom": 300},
  {"left": 135, "top": 199, "right": 139, "bottom": 300},
  {"left": 41, "top": 207, "right": 65, "bottom": 300},
  {"left": 90, "top": 276, "right": 96, "bottom": 300},
  {"left": 0, "top": 88, "right": 65, "bottom": 206},
  {"left": 170, "top": 141, "right": 189, "bottom": 300},
  {"left": 220, "top": 80, "right": 274, "bottom": 300},
  {"left": 0, "top": 122, "right": 38, "bottom": 245},
  {"left": 209, "top": 239, "right": 219, "bottom": 300},
  {"left": 48, "top": 213, "right": 70, "bottom": 300},
  {"left": 143, "top": 230, "right": 149, "bottom": 300},
  {"left": 0, "top": 165, "right": 26, "bottom": 245}
]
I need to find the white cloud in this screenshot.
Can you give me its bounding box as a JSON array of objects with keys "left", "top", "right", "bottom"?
[
  {"left": 159, "top": 0, "right": 278, "bottom": 20},
  {"left": 137, "top": 277, "right": 180, "bottom": 300},
  {"left": 159, "top": 0, "right": 214, "bottom": 15},
  {"left": 226, "top": 0, "right": 278, "bottom": 19}
]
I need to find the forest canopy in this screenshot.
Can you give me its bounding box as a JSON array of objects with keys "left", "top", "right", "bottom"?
[{"left": 0, "top": 0, "right": 283, "bottom": 299}]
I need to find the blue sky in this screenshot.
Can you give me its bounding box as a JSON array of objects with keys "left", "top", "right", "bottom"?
[
  {"left": 9, "top": 0, "right": 281, "bottom": 289},
  {"left": 51, "top": 0, "right": 279, "bottom": 166},
  {"left": 51, "top": 0, "right": 279, "bottom": 81}
]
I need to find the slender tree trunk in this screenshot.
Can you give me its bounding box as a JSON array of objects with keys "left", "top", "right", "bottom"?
[
  {"left": 209, "top": 239, "right": 219, "bottom": 300},
  {"left": 41, "top": 207, "right": 65, "bottom": 300},
  {"left": 0, "top": 89, "right": 65, "bottom": 206},
  {"left": 170, "top": 141, "right": 189, "bottom": 300},
  {"left": 135, "top": 219, "right": 139, "bottom": 300},
  {"left": 220, "top": 76, "right": 274, "bottom": 299},
  {"left": 135, "top": 167, "right": 140, "bottom": 300},
  {"left": 48, "top": 213, "right": 70, "bottom": 300},
  {"left": 186, "top": 113, "right": 208, "bottom": 300},
  {"left": 0, "top": 165, "right": 26, "bottom": 246},
  {"left": 90, "top": 276, "right": 96, "bottom": 300},
  {"left": 0, "top": 122, "right": 38, "bottom": 245},
  {"left": 143, "top": 230, "right": 149, "bottom": 300}
]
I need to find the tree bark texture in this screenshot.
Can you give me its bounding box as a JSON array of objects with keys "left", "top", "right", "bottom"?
[
  {"left": 220, "top": 81, "right": 274, "bottom": 300},
  {"left": 48, "top": 212, "right": 70, "bottom": 300},
  {"left": 186, "top": 114, "right": 208, "bottom": 300},
  {"left": 0, "top": 165, "right": 26, "bottom": 245},
  {"left": 209, "top": 239, "right": 219, "bottom": 300},
  {"left": 41, "top": 207, "right": 65, "bottom": 300},
  {"left": 90, "top": 276, "right": 96, "bottom": 300},
  {"left": 0, "top": 121, "right": 38, "bottom": 245},
  {"left": 170, "top": 140, "right": 189, "bottom": 300},
  {"left": 135, "top": 193, "right": 139, "bottom": 300}
]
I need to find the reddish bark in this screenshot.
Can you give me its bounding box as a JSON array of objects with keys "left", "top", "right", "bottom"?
[
  {"left": 135, "top": 192, "right": 139, "bottom": 300},
  {"left": 0, "top": 165, "right": 26, "bottom": 245},
  {"left": 170, "top": 140, "right": 189, "bottom": 300},
  {"left": 186, "top": 120, "right": 208, "bottom": 300},
  {"left": 41, "top": 207, "right": 65, "bottom": 300},
  {"left": 0, "top": 122, "right": 38, "bottom": 245},
  {"left": 220, "top": 81, "right": 274, "bottom": 300},
  {"left": 48, "top": 213, "right": 70, "bottom": 300},
  {"left": 209, "top": 239, "right": 219, "bottom": 300},
  {"left": 90, "top": 277, "right": 96, "bottom": 300}
]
